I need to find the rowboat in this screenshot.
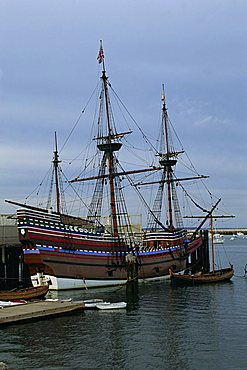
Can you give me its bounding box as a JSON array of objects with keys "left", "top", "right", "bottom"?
[
  {"left": 170, "top": 266, "right": 234, "bottom": 285},
  {"left": 84, "top": 299, "right": 108, "bottom": 308},
  {"left": 96, "top": 302, "right": 127, "bottom": 310},
  {"left": 0, "top": 285, "right": 49, "bottom": 301}
]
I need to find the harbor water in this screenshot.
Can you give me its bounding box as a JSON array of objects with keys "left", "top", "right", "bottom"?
[{"left": 0, "top": 236, "right": 247, "bottom": 370}]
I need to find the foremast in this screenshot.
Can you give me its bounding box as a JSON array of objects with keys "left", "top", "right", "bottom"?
[{"left": 148, "top": 85, "right": 183, "bottom": 232}]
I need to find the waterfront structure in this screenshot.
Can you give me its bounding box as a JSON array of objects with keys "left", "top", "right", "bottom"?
[{"left": 0, "top": 215, "right": 31, "bottom": 290}]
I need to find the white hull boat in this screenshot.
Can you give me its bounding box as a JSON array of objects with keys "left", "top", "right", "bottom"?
[{"left": 96, "top": 302, "right": 127, "bottom": 310}]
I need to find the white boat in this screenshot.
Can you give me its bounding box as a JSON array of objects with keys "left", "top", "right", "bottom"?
[
  {"left": 96, "top": 302, "right": 127, "bottom": 310},
  {"left": 230, "top": 232, "right": 244, "bottom": 239},
  {"left": 213, "top": 233, "right": 224, "bottom": 244},
  {"left": 236, "top": 232, "right": 245, "bottom": 238},
  {"left": 0, "top": 300, "right": 27, "bottom": 308},
  {"left": 83, "top": 299, "right": 108, "bottom": 308}
]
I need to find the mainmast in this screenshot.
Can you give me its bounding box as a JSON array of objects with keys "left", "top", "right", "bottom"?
[
  {"left": 47, "top": 131, "right": 62, "bottom": 214},
  {"left": 71, "top": 43, "right": 164, "bottom": 239},
  {"left": 96, "top": 42, "right": 122, "bottom": 237},
  {"left": 160, "top": 85, "right": 175, "bottom": 231},
  {"left": 53, "top": 131, "right": 61, "bottom": 214}
]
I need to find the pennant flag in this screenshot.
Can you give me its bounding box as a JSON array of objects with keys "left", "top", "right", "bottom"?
[{"left": 97, "top": 45, "right": 104, "bottom": 64}]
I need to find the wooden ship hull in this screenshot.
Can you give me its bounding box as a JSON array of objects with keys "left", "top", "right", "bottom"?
[
  {"left": 16, "top": 208, "right": 204, "bottom": 290},
  {"left": 0, "top": 284, "right": 49, "bottom": 301},
  {"left": 170, "top": 267, "right": 234, "bottom": 285}
]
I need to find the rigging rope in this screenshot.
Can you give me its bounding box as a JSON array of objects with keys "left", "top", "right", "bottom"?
[
  {"left": 109, "top": 85, "right": 158, "bottom": 154},
  {"left": 60, "top": 82, "right": 100, "bottom": 153},
  {"left": 117, "top": 162, "right": 166, "bottom": 231},
  {"left": 178, "top": 179, "right": 209, "bottom": 213}
]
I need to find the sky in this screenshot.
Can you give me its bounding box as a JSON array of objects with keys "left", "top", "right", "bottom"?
[{"left": 0, "top": 0, "right": 246, "bottom": 227}]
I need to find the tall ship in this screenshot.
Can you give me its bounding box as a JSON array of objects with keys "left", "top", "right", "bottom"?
[{"left": 7, "top": 43, "right": 216, "bottom": 290}]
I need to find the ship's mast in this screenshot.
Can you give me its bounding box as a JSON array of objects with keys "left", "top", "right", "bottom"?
[
  {"left": 210, "top": 215, "right": 215, "bottom": 273},
  {"left": 71, "top": 43, "right": 164, "bottom": 237},
  {"left": 53, "top": 131, "right": 61, "bottom": 214},
  {"left": 146, "top": 85, "right": 183, "bottom": 231},
  {"left": 96, "top": 43, "right": 121, "bottom": 237},
  {"left": 160, "top": 85, "right": 176, "bottom": 231}
]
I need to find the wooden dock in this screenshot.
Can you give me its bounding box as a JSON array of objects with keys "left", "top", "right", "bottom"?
[{"left": 0, "top": 300, "right": 85, "bottom": 327}]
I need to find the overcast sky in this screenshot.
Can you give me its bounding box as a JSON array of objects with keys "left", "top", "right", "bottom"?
[{"left": 0, "top": 0, "right": 246, "bottom": 227}]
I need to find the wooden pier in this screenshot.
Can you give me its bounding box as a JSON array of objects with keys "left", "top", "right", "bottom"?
[{"left": 0, "top": 300, "right": 85, "bottom": 327}]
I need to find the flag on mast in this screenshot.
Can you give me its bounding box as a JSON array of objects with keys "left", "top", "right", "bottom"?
[{"left": 97, "top": 41, "right": 104, "bottom": 64}]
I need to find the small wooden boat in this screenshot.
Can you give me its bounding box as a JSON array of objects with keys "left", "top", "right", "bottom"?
[
  {"left": 96, "top": 302, "right": 127, "bottom": 310},
  {"left": 170, "top": 212, "right": 234, "bottom": 286},
  {"left": 0, "top": 285, "right": 49, "bottom": 301},
  {"left": 170, "top": 266, "right": 234, "bottom": 285}
]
